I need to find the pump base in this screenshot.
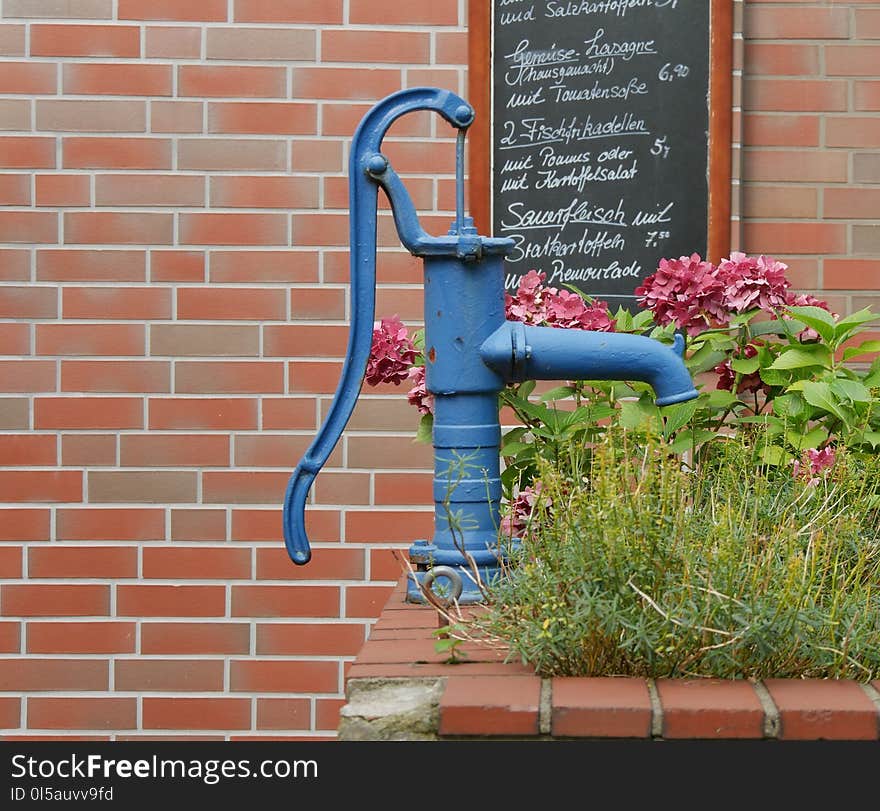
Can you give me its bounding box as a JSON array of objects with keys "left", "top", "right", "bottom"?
[{"left": 405, "top": 564, "right": 503, "bottom": 605}]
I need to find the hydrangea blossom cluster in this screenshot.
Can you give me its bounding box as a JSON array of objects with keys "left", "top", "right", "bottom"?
[
  {"left": 792, "top": 447, "right": 837, "bottom": 486},
  {"left": 364, "top": 316, "right": 416, "bottom": 387},
  {"left": 500, "top": 483, "right": 551, "bottom": 539},
  {"left": 506, "top": 270, "right": 616, "bottom": 332}
]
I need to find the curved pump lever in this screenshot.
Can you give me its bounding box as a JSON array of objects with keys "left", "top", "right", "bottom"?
[{"left": 282, "top": 88, "right": 476, "bottom": 564}]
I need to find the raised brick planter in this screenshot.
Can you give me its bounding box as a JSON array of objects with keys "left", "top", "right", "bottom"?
[{"left": 339, "top": 578, "right": 880, "bottom": 741}]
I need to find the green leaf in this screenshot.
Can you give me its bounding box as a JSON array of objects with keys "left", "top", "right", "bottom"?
[
  {"left": 769, "top": 345, "right": 832, "bottom": 370},
  {"left": 686, "top": 342, "right": 727, "bottom": 374},
  {"left": 830, "top": 378, "right": 872, "bottom": 403},
  {"left": 833, "top": 307, "right": 876, "bottom": 342},
  {"left": 415, "top": 413, "right": 434, "bottom": 444},
  {"left": 707, "top": 389, "right": 737, "bottom": 409},
  {"left": 660, "top": 399, "right": 699, "bottom": 439},
  {"left": 842, "top": 339, "right": 880, "bottom": 362},
  {"left": 749, "top": 319, "right": 794, "bottom": 338},
  {"left": 730, "top": 356, "right": 760, "bottom": 374},
  {"left": 540, "top": 385, "right": 577, "bottom": 402},
  {"left": 799, "top": 381, "right": 847, "bottom": 422},
  {"left": 666, "top": 429, "right": 719, "bottom": 454},
  {"left": 517, "top": 379, "right": 536, "bottom": 399},
  {"left": 501, "top": 442, "right": 532, "bottom": 457},
  {"left": 772, "top": 392, "right": 805, "bottom": 419},
  {"left": 860, "top": 431, "right": 880, "bottom": 449},
  {"left": 619, "top": 400, "right": 646, "bottom": 429},
  {"left": 786, "top": 426, "right": 827, "bottom": 451},
  {"left": 631, "top": 309, "right": 655, "bottom": 331},
  {"left": 759, "top": 445, "right": 791, "bottom": 466},
  {"left": 785, "top": 306, "right": 837, "bottom": 343}
]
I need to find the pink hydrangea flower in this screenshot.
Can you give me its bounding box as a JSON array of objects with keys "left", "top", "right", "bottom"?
[
  {"left": 717, "top": 253, "right": 790, "bottom": 314},
  {"left": 792, "top": 447, "right": 836, "bottom": 486},
  {"left": 500, "top": 483, "right": 551, "bottom": 539},
  {"left": 406, "top": 364, "right": 434, "bottom": 416},
  {"left": 505, "top": 270, "right": 552, "bottom": 325},
  {"left": 635, "top": 254, "right": 728, "bottom": 336},
  {"left": 365, "top": 316, "right": 416, "bottom": 387},
  {"left": 714, "top": 342, "right": 768, "bottom": 395},
  {"left": 506, "top": 270, "right": 616, "bottom": 332},
  {"left": 784, "top": 291, "right": 836, "bottom": 342}
]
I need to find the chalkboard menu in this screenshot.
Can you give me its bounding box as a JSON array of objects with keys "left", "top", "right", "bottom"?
[{"left": 479, "top": 1, "right": 725, "bottom": 312}]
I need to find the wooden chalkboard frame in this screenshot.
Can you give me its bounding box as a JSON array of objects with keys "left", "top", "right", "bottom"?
[{"left": 467, "top": 0, "right": 733, "bottom": 264}]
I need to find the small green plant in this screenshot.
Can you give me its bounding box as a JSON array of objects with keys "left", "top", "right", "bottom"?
[
  {"left": 432, "top": 625, "right": 469, "bottom": 664},
  {"left": 475, "top": 427, "right": 880, "bottom": 680}
]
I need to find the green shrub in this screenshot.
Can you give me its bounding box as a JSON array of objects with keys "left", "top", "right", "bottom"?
[{"left": 476, "top": 429, "right": 880, "bottom": 680}]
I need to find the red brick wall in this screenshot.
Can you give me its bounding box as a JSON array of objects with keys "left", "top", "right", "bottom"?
[{"left": 0, "top": 1, "right": 876, "bottom": 739}]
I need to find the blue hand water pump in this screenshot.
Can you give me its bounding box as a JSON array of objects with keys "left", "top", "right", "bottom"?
[{"left": 282, "top": 87, "right": 698, "bottom": 603}]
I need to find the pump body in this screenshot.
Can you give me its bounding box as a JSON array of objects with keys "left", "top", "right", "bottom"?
[{"left": 282, "top": 88, "right": 698, "bottom": 603}]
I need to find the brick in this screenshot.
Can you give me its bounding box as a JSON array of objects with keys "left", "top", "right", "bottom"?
[
  {"left": 743, "top": 79, "right": 847, "bottom": 113},
  {"left": 743, "top": 222, "right": 845, "bottom": 255},
  {"left": 208, "top": 102, "right": 317, "bottom": 135},
  {"left": 27, "top": 621, "right": 135, "bottom": 654},
  {"left": 325, "top": 250, "right": 422, "bottom": 284},
  {"left": 374, "top": 473, "right": 433, "bottom": 505},
  {"left": 35, "top": 174, "right": 90, "bottom": 206},
  {"left": 180, "top": 213, "right": 287, "bottom": 246},
  {"left": 742, "top": 114, "right": 819, "bottom": 147},
  {"left": 143, "top": 547, "right": 251, "bottom": 579},
  {"left": 855, "top": 81, "right": 880, "bottom": 112},
  {"left": 550, "top": 677, "right": 652, "bottom": 738},
  {"left": 231, "top": 507, "right": 340, "bottom": 544},
  {"left": 231, "top": 585, "right": 340, "bottom": 618},
  {"left": 826, "top": 118, "right": 880, "bottom": 149},
  {"left": 744, "top": 7, "right": 849, "bottom": 40},
  {"left": 143, "top": 698, "right": 250, "bottom": 730},
  {"left": 0, "top": 622, "right": 20, "bottom": 653},
  {"left": 0, "top": 509, "right": 50, "bottom": 541},
  {"left": 854, "top": 153, "right": 880, "bottom": 184},
  {"left": 119, "top": 0, "right": 228, "bottom": 21},
  {"left": 148, "top": 397, "right": 258, "bottom": 429},
  {"left": 0, "top": 697, "right": 19, "bottom": 728},
  {"left": 62, "top": 286, "right": 172, "bottom": 319},
  {"left": 290, "top": 139, "right": 343, "bottom": 172},
  {"left": 256, "top": 698, "right": 311, "bottom": 730},
  {"left": 853, "top": 225, "right": 880, "bottom": 254},
  {"left": 261, "top": 398, "right": 316, "bottom": 430},
  {"left": 150, "top": 324, "right": 260, "bottom": 357},
  {"left": 115, "top": 659, "right": 225, "bottom": 691},
  {"left": 288, "top": 360, "right": 343, "bottom": 393},
  {"left": 264, "top": 325, "right": 349, "bottom": 357},
  {"left": 117, "top": 585, "right": 226, "bottom": 617},
  {"left": 141, "top": 622, "right": 249, "bottom": 654},
  {"left": 177, "top": 288, "right": 286, "bottom": 321},
  {"left": 210, "top": 250, "right": 318, "bottom": 283},
  {"left": 233, "top": 435, "right": 339, "bottom": 468},
  {"left": 178, "top": 138, "right": 286, "bottom": 171},
  {"left": 37, "top": 250, "right": 145, "bottom": 282},
  {"left": 179, "top": 66, "right": 286, "bottom": 98},
  {"left": 28, "top": 698, "right": 136, "bottom": 730},
  {"left": 207, "top": 27, "right": 315, "bottom": 61},
  {"left": 369, "top": 548, "right": 405, "bottom": 581},
  {"left": 0, "top": 62, "right": 56, "bottom": 94},
  {"left": 36, "top": 324, "right": 144, "bottom": 355},
  {"left": 65, "top": 211, "right": 173, "bottom": 244},
  {"left": 290, "top": 288, "right": 344, "bottom": 319},
  {"left": 256, "top": 547, "right": 363, "bottom": 581},
  {"left": 313, "top": 472, "right": 370, "bottom": 506},
  {"left": 348, "top": 436, "right": 432, "bottom": 469},
  {"left": 826, "top": 46, "right": 880, "bottom": 77},
  {"left": 95, "top": 175, "right": 204, "bottom": 207},
  {"left": 0, "top": 24, "right": 25, "bottom": 56},
  {"left": 151, "top": 250, "right": 205, "bottom": 282},
  {"left": 150, "top": 100, "right": 203, "bottom": 133},
  {"left": 28, "top": 546, "right": 138, "bottom": 579},
  {"left": 88, "top": 471, "right": 197, "bottom": 503},
  {"left": 0, "top": 659, "right": 107, "bottom": 692},
  {"left": 56, "top": 507, "right": 164, "bottom": 541},
  {"left": 292, "top": 67, "right": 401, "bottom": 101},
  {"left": 0, "top": 99, "right": 30, "bottom": 130},
  {"left": 764, "top": 679, "right": 878, "bottom": 741},
  {"left": 61, "top": 360, "right": 170, "bottom": 393},
  {"left": 345, "top": 510, "right": 434, "bottom": 545},
  {"left": 0, "top": 285, "right": 56, "bottom": 319},
  {"left": 175, "top": 361, "right": 283, "bottom": 395},
  {"left": 210, "top": 176, "right": 318, "bottom": 209},
  {"left": 61, "top": 435, "right": 116, "bottom": 466},
  {"left": 63, "top": 63, "right": 172, "bottom": 96},
  {"left": 0, "top": 360, "right": 55, "bottom": 393},
  {"left": 0, "top": 471, "right": 82, "bottom": 503},
  {"left": 656, "top": 679, "right": 765, "bottom": 739},
  {"left": 824, "top": 260, "right": 880, "bottom": 290},
  {"left": 31, "top": 24, "right": 139, "bottom": 57},
  {"left": 0, "top": 137, "right": 53, "bottom": 169},
  {"left": 0, "top": 212, "right": 57, "bottom": 243},
  {"left": 234, "top": 0, "right": 342, "bottom": 24},
  {"left": 0, "top": 435, "right": 56, "bottom": 466},
  {"left": 440, "top": 675, "right": 541, "bottom": 736},
  {"left": 256, "top": 622, "right": 364, "bottom": 656},
  {"left": 0, "top": 399, "right": 30, "bottom": 430},
  {"left": 0, "top": 547, "right": 22, "bottom": 578},
  {"left": 0, "top": 324, "right": 29, "bottom": 355},
  {"left": 63, "top": 138, "right": 171, "bottom": 170},
  {"left": 0, "top": 173, "right": 30, "bottom": 204},
  {"left": 315, "top": 698, "right": 345, "bottom": 731},
  {"left": 1, "top": 585, "right": 108, "bottom": 617},
  {"left": 349, "top": 0, "right": 458, "bottom": 26},
  {"left": 3, "top": 0, "right": 111, "bottom": 17},
  {"left": 145, "top": 26, "right": 201, "bottom": 58},
  {"left": 856, "top": 8, "right": 880, "bottom": 39},
  {"left": 170, "top": 509, "right": 227, "bottom": 542},
  {"left": 231, "top": 660, "right": 338, "bottom": 693},
  {"left": 202, "top": 471, "right": 290, "bottom": 504},
  {"left": 119, "top": 434, "right": 229, "bottom": 467},
  {"left": 825, "top": 188, "right": 880, "bottom": 220},
  {"left": 34, "top": 397, "right": 143, "bottom": 429},
  {"left": 0, "top": 249, "right": 29, "bottom": 281},
  {"left": 322, "top": 30, "right": 429, "bottom": 64},
  {"left": 344, "top": 585, "right": 396, "bottom": 619}
]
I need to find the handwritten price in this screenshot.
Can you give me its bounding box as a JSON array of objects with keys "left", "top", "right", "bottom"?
[
  {"left": 658, "top": 63, "right": 690, "bottom": 82},
  {"left": 644, "top": 231, "right": 671, "bottom": 248}
]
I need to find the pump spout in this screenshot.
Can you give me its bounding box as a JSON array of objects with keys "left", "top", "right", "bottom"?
[{"left": 480, "top": 321, "right": 698, "bottom": 407}]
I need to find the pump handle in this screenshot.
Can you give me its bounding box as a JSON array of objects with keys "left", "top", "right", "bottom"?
[{"left": 282, "top": 88, "right": 475, "bottom": 564}]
